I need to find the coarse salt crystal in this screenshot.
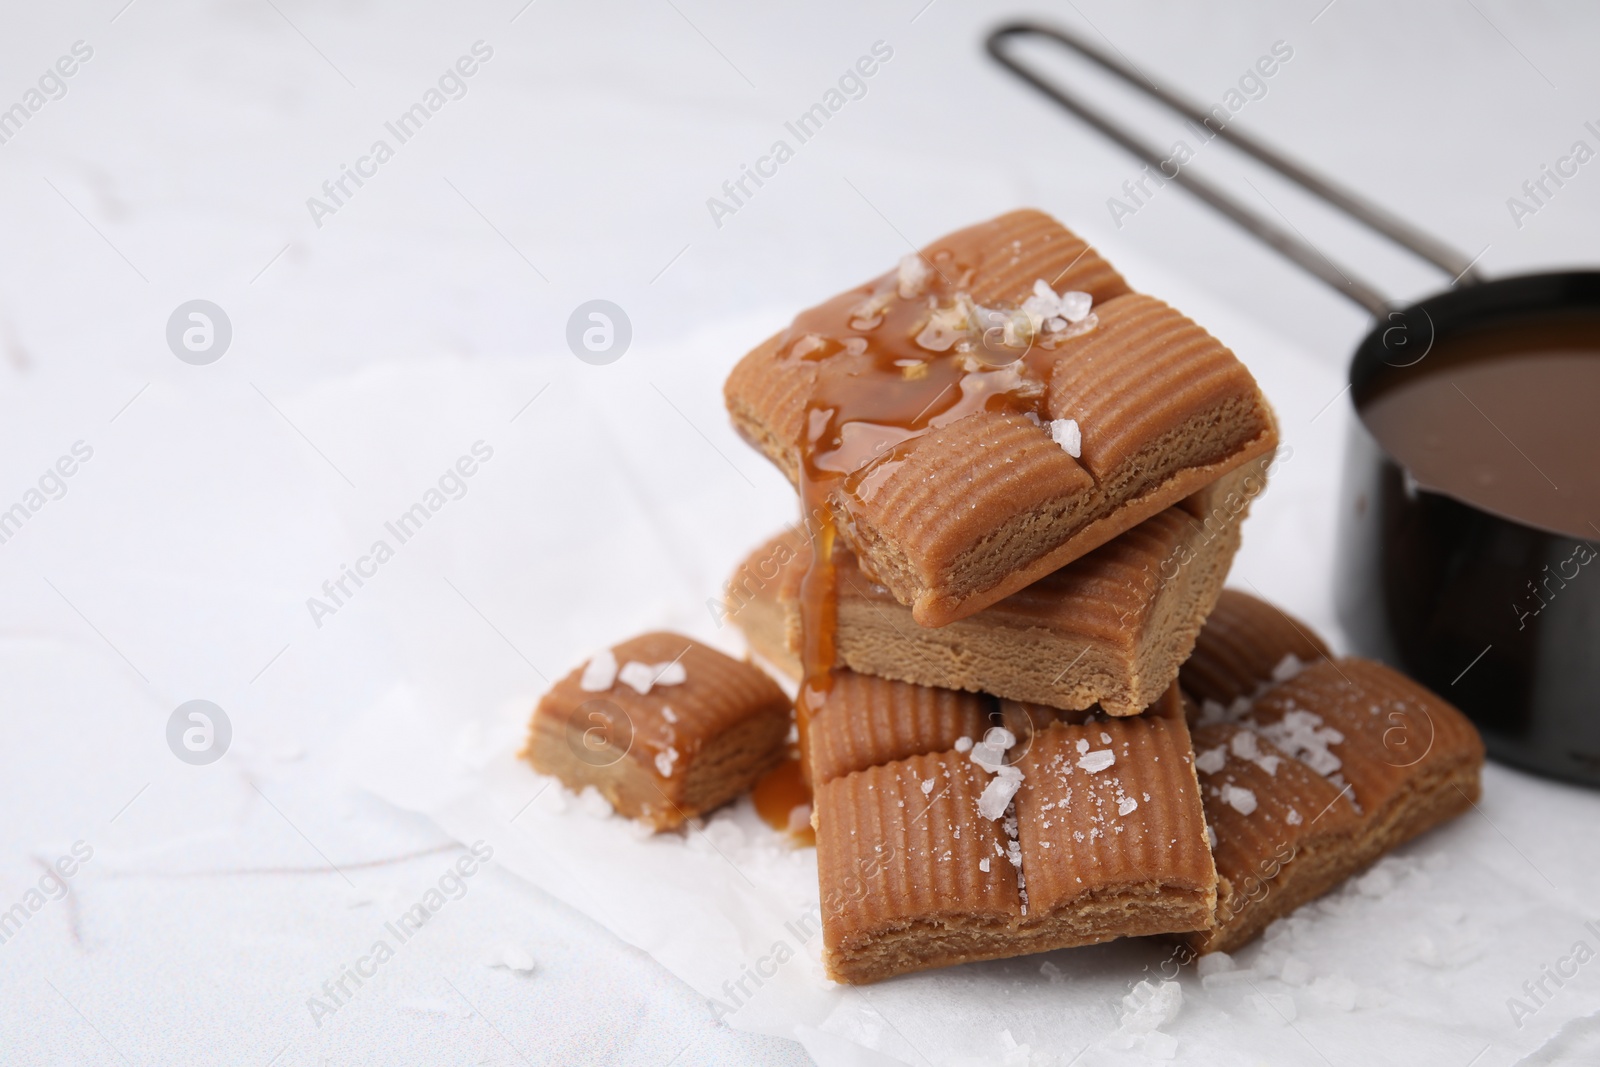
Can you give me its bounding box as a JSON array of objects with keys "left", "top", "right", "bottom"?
[
  {"left": 654, "top": 748, "right": 678, "bottom": 778},
  {"left": 579, "top": 649, "right": 617, "bottom": 692},
  {"left": 660, "top": 705, "right": 677, "bottom": 724},
  {"left": 1049, "top": 418, "right": 1082, "bottom": 458},
  {"left": 1057, "top": 290, "right": 1093, "bottom": 323},
  {"left": 1077, "top": 750, "right": 1115, "bottom": 773},
  {"left": 1285, "top": 807, "right": 1302, "bottom": 825},
  {"left": 898, "top": 253, "right": 931, "bottom": 298},
  {"left": 1272, "top": 653, "right": 1306, "bottom": 682},
  {"left": 1076, "top": 738, "right": 1090, "bottom": 755},
  {"left": 979, "top": 857, "right": 991, "bottom": 872},
  {"left": 978, "top": 774, "right": 1022, "bottom": 820},
  {"left": 954, "top": 736, "right": 973, "bottom": 753},
  {"left": 1195, "top": 746, "right": 1227, "bottom": 775},
  {"left": 618, "top": 660, "right": 686, "bottom": 695},
  {"left": 1118, "top": 797, "right": 1139, "bottom": 816},
  {"left": 920, "top": 777, "right": 935, "bottom": 795},
  {"left": 1222, "top": 785, "right": 1258, "bottom": 815}
]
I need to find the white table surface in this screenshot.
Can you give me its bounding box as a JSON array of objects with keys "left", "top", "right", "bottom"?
[{"left": 2, "top": 1, "right": 1597, "bottom": 1064}]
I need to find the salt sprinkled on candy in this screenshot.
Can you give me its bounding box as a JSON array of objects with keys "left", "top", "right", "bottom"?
[
  {"left": 1049, "top": 418, "right": 1082, "bottom": 458},
  {"left": 979, "top": 857, "right": 991, "bottom": 872},
  {"left": 954, "top": 736, "right": 973, "bottom": 753},
  {"left": 1272, "top": 653, "right": 1306, "bottom": 683},
  {"left": 1076, "top": 738, "right": 1090, "bottom": 755},
  {"left": 1077, "top": 750, "right": 1115, "bottom": 773},
  {"left": 579, "top": 649, "right": 617, "bottom": 692},
  {"left": 1285, "top": 807, "right": 1302, "bottom": 825},
  {"left": 1206, "top": 825, "right": 1218, "bottom": 850},
  {"left": 617, "top": 660, "right": 687, "bottom": 695},
  {"left": 1057, "top": 290, "right": 1093, "bottom": 323},
  {"left": 921, "top": 777, "right": 936, "bottom": 795},
  {"left": 898, "top": 253, "right": 931, "bottom": 298},
  {"left": 660, "top": 705, "right": 677, "bottom": 724},
  {"left": 1195, "top": 746, "right": 1227, "bottom": 775},
  {"left": 1118, "top": 796, "right": 1139, "bottom": 816},
  {"left": 978, "top": 772, "right": 1023, "bottom": 820},
  {"left": 1222, "top": 784, "right": 1257, "bottom": 815},
  {"left": 654, "top": 748, "right": 678, "bottom": 778}
]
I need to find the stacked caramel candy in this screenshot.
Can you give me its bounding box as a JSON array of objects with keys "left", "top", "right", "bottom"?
[{"left": 524, "top": 211, "right": 1484, "bottom": 985}]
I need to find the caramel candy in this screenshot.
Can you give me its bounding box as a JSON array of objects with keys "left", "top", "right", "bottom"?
[
  {"left": 808, "top": 671, "right": 995, "bottom": 786},
  {"left": 1179, "top": 588, "right": 1331, "bottom": 711},
  {"left": 812, "top": 677, "right": 1216, "bottom": 984},
  {"left": 724, "top": 209, "right": 1277, "bottom": 627},
  {"left": 729, "top": 464, "right": 1259, "bottom": 715},
  {"left": 523, "top": 633, "right": 791, "bottom": 831},
  {"left": 1175, "top": 596, "right": 1485, "bottom": 955}
]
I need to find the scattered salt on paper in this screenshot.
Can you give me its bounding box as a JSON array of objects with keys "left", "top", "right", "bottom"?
[
  {"left": 1196, "top": 951, "right": 1234, "bottom": 978},
  {"left": 579, "top": 649, "right": 617, "bottom": 692},
  {"left": 485, "top": 944, "right": 537, "bottom": 974},
  {"left": 1120, "top": 980, "right": 1183, "bottom": 1034}
]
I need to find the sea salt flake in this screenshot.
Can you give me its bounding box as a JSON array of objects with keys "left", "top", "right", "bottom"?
[
  {"left": 1077, "top": 750, "right": 1115, "bottom": 773},
  {"left": 1049, "top": 418, "right": 1082, "bottom": 458},
  {"left": 1076, "top": 738, "right": 1090, "bottom": 755},
  {"left": 979, "top": 857, "right": 991, "bottom": 872},
  {"left": 618, "top": 660, "right": 686, "bottom": 695},
  {"left": 921, "top": 777, "right": 935, "bottom": 795},
  {"left": 1272, "top": 653, "right": 1306, "bottom": 682},
  {"left": 1118, "top": 797, "right": 1139, "bottom": 816},
  {"left": 660, "top": 705, "right": 677, "bottom": 724},
  {"left": 1195, "top": 746, "right": 1227, "bottom": 775},
  {"left": 485, "top": 944, "right": 536, "bottom": 973},
  {"left": 654, "top": 747, "right": 678, "bottom": 778},
  {"left": 978, "top": 772, "right": 1023, "bottom": 820},
  {"left": 579, "top": 649, "right": 617, "bottom": 691},
  {"left": 898, "top": 253, "right": 931, "bottom": 298},
  {"left": 1058, "top": 290, "right": 1093, "bottom": 323},
  {"left": 1222, "top": 785, "right": 1257, "bottom": 814},
  {"left": 1285, "top": 807, "right": 1302, "bottom": 825},
  {"left": 954, "top": 736, "right": 973, "bottom": 752}
]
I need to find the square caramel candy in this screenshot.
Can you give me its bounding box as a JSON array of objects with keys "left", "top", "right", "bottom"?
[
  {"left": 724, "top": 209, "right": 1277, "bottom": 627},
  {"left": 1179, "top": 588, "right": 1331, "bottom": 713},
  {"left": 1172, "top": 591, "right": 1485, "bottom": 955},
  {"left": 727, "top": 462, "right": 1262, "bottom": 715},
  {"left": 812, "top": 677, "right": 1217, "bottom": 983},
  {"left": 523, "top": 632, "right": 790, "bottom": 831}
]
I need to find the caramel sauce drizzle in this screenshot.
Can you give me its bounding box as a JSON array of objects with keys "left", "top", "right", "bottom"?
[{"left": 753, "top": 220, "right": 1093, "bottom": 841}]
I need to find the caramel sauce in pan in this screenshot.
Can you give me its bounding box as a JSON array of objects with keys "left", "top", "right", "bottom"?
[
  {"left": 1359, "top": 318, "right": 1600, "bottom": 540},
  {"left": 752, "top": 751, "right": 814, "bottom": 846},
  {"left": 766, "top": 217, "right": 1097, "bottom": 832}
]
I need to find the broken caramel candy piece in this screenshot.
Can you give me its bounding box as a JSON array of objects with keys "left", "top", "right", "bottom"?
[{"left": 523, "top": 632, "right": 790, "bottom": 831}]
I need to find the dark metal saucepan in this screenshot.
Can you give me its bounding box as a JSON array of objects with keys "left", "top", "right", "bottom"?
[{"left": 987, "top": 22, "right": 1600, "bottom": 788}]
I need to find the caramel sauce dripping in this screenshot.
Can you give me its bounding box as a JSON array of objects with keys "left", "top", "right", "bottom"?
[
  {"left": 752, "top": 750, "right": 814, "bottom": 846},
  {"left": 755, "top": 219, "right": 1087, "bottom": 841}
]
